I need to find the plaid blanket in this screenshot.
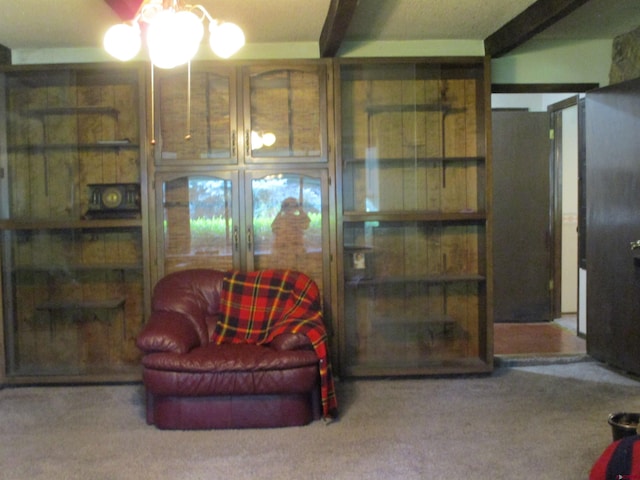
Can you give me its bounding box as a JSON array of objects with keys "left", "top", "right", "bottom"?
[{"left": 214, "top": 269, "right": 338, "bottom": 420}]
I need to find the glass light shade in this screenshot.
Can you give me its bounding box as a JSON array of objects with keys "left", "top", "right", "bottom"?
[
  {"left": 262, "top": 132, "right": 276, "bottom": 147},
  {"left": 147, "top": 10, "right": 204, "bottom": 69},
  {"left": 209, "top": 22, "right": 245, "bottom": 59},
  {"left": 103, "top": 23, "right": 141, "bottom": 61},
  {"left": 251, "top": 131, "right": 264, "bottom": 150}
]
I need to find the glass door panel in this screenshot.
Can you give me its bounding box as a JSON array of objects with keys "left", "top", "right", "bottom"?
[
  {"left": 342, "top": 220, "right": 484, "bottom": 372},
  {"left": 344, "top": 279, "right": 482, "bottom": 371},
  {"left": 2, "top": 227, "right": 144, "bottom": 377},
  {"left": 243, "top": 65, "right": 327, "bottom": 163},
  {"left": 157, "top": 173, "right": 238, "bottom": 277},
  {"left": 246, "top": 171, "right": 328, "bottom": 294},
  {"left": 341, "top": 62, "right": 484, "bottom": 215},
  {"left": 157, "top": 66, "right": 237, "bottom": 164}
]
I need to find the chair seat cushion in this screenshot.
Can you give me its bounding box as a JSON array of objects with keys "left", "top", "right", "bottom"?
[
  {"left": 142, "top": 344, "right": 319, "bottom": 397},
  {"left": 142, "top": 343, "right": 318, "bottom": 372}
]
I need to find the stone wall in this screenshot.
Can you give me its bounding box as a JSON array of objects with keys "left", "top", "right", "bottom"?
[{"left": 610, "top": 25, "right": 640, "bottom": 84}]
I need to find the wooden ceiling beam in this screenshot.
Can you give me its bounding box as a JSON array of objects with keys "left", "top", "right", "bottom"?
[
  {"left": 103, "top": 0, "right": 145, "bottom": 20},
  {"left": 319, "top": 0, "right": 359, "bottom": 58},
  {"left": 484, "top": 0, "right": 591, "bottom": 58}
]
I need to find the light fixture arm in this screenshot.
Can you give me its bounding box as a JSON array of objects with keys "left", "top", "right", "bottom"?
[{"left": 190, "top": 4, "right": 215, "bottom": 23}]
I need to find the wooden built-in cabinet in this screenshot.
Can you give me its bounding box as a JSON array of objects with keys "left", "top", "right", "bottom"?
[
  {"left": 0, "top": 65, "right": 148, "bottom": 382},
  {"left": 149, "top": 61, "right": 334, "bottom": 316},
  {"left": 0, "top": 57, "right": 491, "bottom": 383},
  {"left": 336, "top": 58, "right": 492, "bottom": 376}
]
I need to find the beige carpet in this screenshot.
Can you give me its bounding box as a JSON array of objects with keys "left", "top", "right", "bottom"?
[{"left": 1, "top": 361, "right": 639, "bottom": 480}]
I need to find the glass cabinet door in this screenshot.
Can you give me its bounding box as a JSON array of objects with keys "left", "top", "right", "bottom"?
[
  {"left": 156, "top": 170, "right": 330, "bottom": 297},
  {"left": 242, "top": 64, "right": 327, "bottom": 163},
  {"left": 156, "top": 173, "right": 239, "bottom": 277},
  {"left": 0, "top": 65, "right": 146, "bottom": 379},
  {"left": 245, "top": 170, "right": 329, "bottom": 295},
  {"left": 339, "top": 60, "right": 489, "bottom": 375},
  {"left": 2, "top": 68, "right": 142, "bottom": 221},
  {"left": 2, "top": 227, "right": 144, "bottom": 377},
  {"left": 156, "top": 65, "right": 237, "bottom": 164}
]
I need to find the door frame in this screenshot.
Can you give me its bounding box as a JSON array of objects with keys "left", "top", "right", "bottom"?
[{"left": 548, "top": 95, "right": 580, "bottom": 321}]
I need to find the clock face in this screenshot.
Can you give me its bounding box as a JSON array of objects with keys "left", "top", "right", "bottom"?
[
  {"left": 86, "top": 183, "right": 140, "bottom": 219},
  {"left": 102, "top": 187, "right": 123, "bottom": 209}
]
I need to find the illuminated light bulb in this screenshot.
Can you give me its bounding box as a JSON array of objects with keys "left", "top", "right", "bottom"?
[
  {"left": 262, "top": 132, "right": 276, "bottom": 147},
  {"left": 209, "top": 22, "right": 245, "bottom": 59},
  {"left": 147, "top": 10, "right": 204, "bottom": 69},
  {"left": 103, "top": 23, "right": 141, "bottom": 61}
]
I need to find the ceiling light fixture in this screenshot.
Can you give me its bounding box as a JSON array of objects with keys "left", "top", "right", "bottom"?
[{"left": 104, "top": 0, "right": 245, "bottom": 68}]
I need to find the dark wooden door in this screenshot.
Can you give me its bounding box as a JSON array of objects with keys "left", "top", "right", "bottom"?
[
  {"left": 492, "top": 110, "right": 552, "bottom": 323},
  {"left": 586, "top": 78, "right": 640, "bottom": 375}
]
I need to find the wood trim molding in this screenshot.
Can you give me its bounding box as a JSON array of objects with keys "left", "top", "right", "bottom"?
[
  {"left": 484, "top": 0, "right": 591, "bottom": 58},
  {"left": 492, "top": 83, "right": 599, "bottom": 94},
  {"left": 319, "top": 0, "right": 359, "bottom": 58},
  {"left": 0, "top": 44, "right": 10, "bottom": 65}
]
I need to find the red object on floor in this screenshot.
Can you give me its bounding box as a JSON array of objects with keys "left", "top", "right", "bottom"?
[{"left": 590, "top": 435, "right": 640, "bottom": 480}]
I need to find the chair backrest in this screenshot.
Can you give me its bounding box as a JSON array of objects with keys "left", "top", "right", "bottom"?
[{"left": 151, "top": 269, "right": 226, "bottom": 346}]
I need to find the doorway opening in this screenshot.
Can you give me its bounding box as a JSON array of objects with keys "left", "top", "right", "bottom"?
[{"left": 491, "top": 85, "right": 594, "bottom": 358}]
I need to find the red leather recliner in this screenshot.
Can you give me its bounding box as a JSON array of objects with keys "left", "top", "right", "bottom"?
[{"left": 136, "top": 268, "right": 335, "bottom": 429}]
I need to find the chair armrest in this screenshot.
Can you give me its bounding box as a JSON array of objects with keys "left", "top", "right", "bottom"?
[
  {"left": 269, "top": 332, "right": 313, "bottom": 351},
  {"left": 136, "top": 311, "right": 202, "bottom": 354}
]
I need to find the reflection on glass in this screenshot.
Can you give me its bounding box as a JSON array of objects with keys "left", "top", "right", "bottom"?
[
  {"left": 251, "top": 173, "right": 323, "bottom": 288},
  {"left": 272, "top": 197, "right": 310, "bottom": 254},
  {"left": 162, "top": 176, "right": 233, "bottom": 273}
]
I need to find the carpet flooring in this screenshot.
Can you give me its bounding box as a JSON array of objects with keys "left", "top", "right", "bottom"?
[{"left": 1, "top": 361, "right": 639, "bottom": 480}]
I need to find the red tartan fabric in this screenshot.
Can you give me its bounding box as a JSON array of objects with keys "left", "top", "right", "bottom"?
[{"left": 214, "top": 269, "right": 338, "bottom": 419}]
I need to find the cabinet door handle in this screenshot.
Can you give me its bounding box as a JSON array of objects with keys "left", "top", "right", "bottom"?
[
  {"left": 246, "top": 227, "right": 253, "bottom": 251},
  {"left": 231, "top": 130, "right": 236, "bottom": 157},
  {"left": 233, "top": 226, "right": 239, "bottom": 251},
  {"left": 245, "top": 129, "right": 251, "bottom": 157}
]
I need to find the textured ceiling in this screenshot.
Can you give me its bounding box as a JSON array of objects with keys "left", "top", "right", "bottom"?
[
  {"left": 0, "top": 0, "right": 638, "bottom": 53},
  {"left": 0, "top": 0, "right": 121, "bottom": 49},
  {"left": 534, "top": 0, "right": 640, "bottom": 40},
  {"left": 345, "top": 0, "right": 536, "bottom": 41}
]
